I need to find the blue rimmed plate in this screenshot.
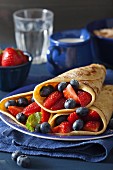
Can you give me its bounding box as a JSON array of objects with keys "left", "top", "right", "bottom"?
[{"left": 0, "top": 84, "right": 113, "bottom": 141}]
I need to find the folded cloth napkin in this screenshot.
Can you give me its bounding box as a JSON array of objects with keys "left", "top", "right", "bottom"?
[{"left": 0, "top": 69, "right": 113, "bottom": 163}]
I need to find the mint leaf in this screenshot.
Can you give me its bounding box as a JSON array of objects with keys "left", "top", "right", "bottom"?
[{"left": 26, "top": 112, "right": 41, "bottom": 132}]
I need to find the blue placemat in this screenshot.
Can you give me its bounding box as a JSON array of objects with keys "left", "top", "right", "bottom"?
[{"left": 0, "top": 69, "right": 113, "bottom": 163}]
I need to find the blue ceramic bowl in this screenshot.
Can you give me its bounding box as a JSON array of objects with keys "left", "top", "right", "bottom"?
[
  {"left": 87, "top": 18, "right": 113, "bottom": 67},
  {"left": 46, "top": 29, "right": 93, "bottom": 75},
  {"left": 0, "top": 51, "right": 33, "bottom": 91}
]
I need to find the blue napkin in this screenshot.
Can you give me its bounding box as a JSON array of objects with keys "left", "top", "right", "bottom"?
[{"left": 0, "top": 69, "right": 113, "bottom": 163}]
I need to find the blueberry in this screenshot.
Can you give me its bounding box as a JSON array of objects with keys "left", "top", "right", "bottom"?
[
  {"left": 76, "top": 107, "right": 89, "bottom": 116},
  {"left": 70, "top": 79, "right": 79, "bottom": 90},
  {"left": 17, "top": 155, "right": 31, "bottom": 168},
  {"left": 35, "top": 124, "right": 41, "bottom": 132},
  {"left": 16, "top": 112, "right": 27, "bottom": 123},
  {"left": 11, "top": 150, "right": 22, "bottom": 161},
  {"left": 58, "top": 82, "right": 67, "bottom": 92},
  {"left": 73, "top": 119, "right": 84, "bottom": 130},
  {"left": 40, "top": 85, "right": 54, "bottom": 97},
  {"left": 17, "top": 97, "right": 29, "bottom": 107},
  {"left": 40, "top": 122, "right": 51, "bottom": 133},
  {"left": 108, "top": 118, "right": 113, "bottom": 129},
  {"left": 55, "top": 115, "right": 68, "bottom": 126},
  {"left": 64, "top": 98, "right": 76, "bottom": 109},
  {"left": 31, "top": 96, "right": 35, "bottom": 103},
  {"left": 5, "top": 100, "right": 17, "bottom": 109}
]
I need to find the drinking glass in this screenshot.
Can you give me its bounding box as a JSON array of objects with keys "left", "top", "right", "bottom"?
[{"left": 13, "top": 8, "right": 54, "bottom": 64}]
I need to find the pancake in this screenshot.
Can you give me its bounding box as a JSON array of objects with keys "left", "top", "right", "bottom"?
[
  {"left": 49, "top": 85, "right": 113, "bottom": 135},
  {"left": 33, "top": 64, "right": 106, "bottom": 113}
]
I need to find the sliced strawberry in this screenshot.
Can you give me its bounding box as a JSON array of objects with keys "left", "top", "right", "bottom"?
[
  {"left": 52, "top": 121, "right": 71, "bottom": 133},
  {"left": 8, "top": 106, "right": 24, "bottom": 117},
  {"left": 83, "top": 110, "right": 100, "bottom": 122},
  {"left": 67, "top": 111, "right": 80, "bottom": 124},
  {"left": 41, "top": 108, "right": 50, "bottom": 123},
  {"left": 78, "top": 90, "right": 92, "bottom": 107},
  {"left": 50, "top": 97, "right": 66, "bottom": 110},
  {"left": 83, "top": 121, "right": 100, "bottom": 132},
  {"left": 63, "top": 84, "right": 79, "bottom": 103},
  {"left": 43, "top": 91, "right": 63, "bottom": 109},
  {"left": 23, "top": 102, "right": 41, "bottom": 116},
  {"left": 52, "top": 125, "right": 61, "bottom": 133}
]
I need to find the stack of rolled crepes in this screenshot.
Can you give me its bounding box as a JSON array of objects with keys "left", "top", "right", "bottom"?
[{"left": 0, "top": 64, "right": 113, "bottom": 136}]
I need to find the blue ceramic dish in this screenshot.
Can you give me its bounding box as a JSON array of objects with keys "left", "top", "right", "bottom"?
[
  {"left": 46, "top": 29, "right": 93, "bottom": 75},
  {"left": 0, "top": 51, "right": 33, "bottom": 91},
  {"left": 87, "top": 18, "right": 113, "bottom": 67}
]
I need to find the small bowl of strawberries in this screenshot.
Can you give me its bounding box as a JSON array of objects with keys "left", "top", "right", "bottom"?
[{"left": 0, "top": 47, "right": 33, "bottom": 91}]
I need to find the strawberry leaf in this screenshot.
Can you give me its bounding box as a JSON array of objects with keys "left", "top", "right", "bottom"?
[{"left": 26, "top": 112, "right": 41, "bottom": 132}]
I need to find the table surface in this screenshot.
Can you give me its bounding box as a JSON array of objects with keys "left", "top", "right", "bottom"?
[{"left": 0, "top": 63, "right": 113, "bottom": 170}]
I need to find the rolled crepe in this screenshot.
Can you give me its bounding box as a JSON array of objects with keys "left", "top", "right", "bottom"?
[
  {"left": 49, "top": 85, "right": 113, "bottom": 135},
  {"left": 0, "top": 85, "right": 113, "bottom": 136},
  {"left": 33, "top": 64, "right": 106, "bottom": 114},
  {"left": 0, "top": 91, "right": 33, "bottom": 128}
]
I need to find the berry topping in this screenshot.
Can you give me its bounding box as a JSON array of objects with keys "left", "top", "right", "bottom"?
[
  {"left": 76, "top": 107, "right": 89, "bottom": 117},
  {"left": 11, "top": 150, "right": 22, "bottom": 161},
  {"left": 16, "top": 112, "right": 27, "bottom": 123},
  {"left": 8, "top": 106, "right": 24, "bottom": 116},
  {"left": 63, "top": 84, "right": 79, "bottom": 103},
  {"left": 17, "top": 97, "right": 29, "bottom": 107},
  {"left": 23, "top": 102, "right": 41, "bottom": 116},
  {"left": 70, "top": 79, "right": 79, "bottom": 90},
  {"left": 83, "top": 110, "right": 100, "bottom": 122},
  {"left": 5, "top": 100, "right": 17, "bottom": 109},
  {"left": 58, "top": 82, "right": 67, "bottom": 92},
  {"left": 31, "top": 96, "right": 35, "bottom": 103},
  {"left": 50, "top": 97, "right": 66, "bottom": 110},
  {"left": 17, "top": 155, "right": 31, "bottom": 168},
  {"left": 67, "top": 112, "right": 80, "bottom": 124},
  {"left": 72, "top": 119, "right": 84, "bottom": 130},
  {"left": 34, "top": 124, "right": 41, "bottom": 132},
  {"left": 40, "top": 85, "right": 55, "bottom": 97},
  {"left": 43, "top": 91, "right": 63, "bottom": 109},
  {"left": 83, "top": 121, "right": 100, "bottom": 132},
  {"left": 52, "top": 121, "right": 71, "bottom": 133},
  {"left": 64, "top": 98, "right": 77, "bottom": 109},
  {"left": 78, "top": 90, "right": 92, "bottom": 107},
  {"left": 40, "top": 122, "right": 51, "bottom": 133},
  {"left": 41, "top": 108, "right": 50, "bottom": 123}
]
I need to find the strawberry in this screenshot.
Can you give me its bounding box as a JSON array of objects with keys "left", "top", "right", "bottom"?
[
  {"left": 23, "top": 102, "right": 41, "bottom": 116},
  {"left": 83, "top": 121, "right": 100, "bottom": 132},
  {"left": 67, "top": 111, "right": 80, "bottom": 124},
  {"left": 63, "top": 84, "right": 79, "bottom": 103},
  {"left": 41, "top": 108, "right": 50, "bottom": 123},
  {"left": 50, "top": 97, "right": 66, "bottom": 110},
  {"left": 17, "top": 50, "right": 28, "bottom": 63},
  {"left": 83, "top": 110, "right": 100, "bottom": 122},
  {"left": 2, "top": 47, "right": 23, "bottom": 66},
  {"left": 52, "top": 121, "right": 71, "bottom": 133},
  {"left": 77, "top": 90, "right": 92, "bottom": 107},
  {"left": 43, "top": 91, "right": 63, "bottom": 109},
  {"left": 0, "top": 50, "right": 3, "bottom": 65},
  {"left": 8, "top": 106, "right": 24, "bottom": 117},
  {"left": 52, "top": 124, "right": 60, "bottom": 133}
]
